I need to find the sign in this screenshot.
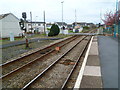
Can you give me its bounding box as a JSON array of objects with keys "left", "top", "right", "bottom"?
[{"left": 10, "top": 33, "right": 14, "bottom": 41}]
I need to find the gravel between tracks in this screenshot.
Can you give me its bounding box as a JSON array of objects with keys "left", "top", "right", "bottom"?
[
  {"left": 2, "top": 36, "right": 84, "bottom": 88},
  {"left": 2, "top": 36, "right": 75, "bottom": 76},
  {"left": 1, "top": 40, "right": 54, "bottom": 64},
  {"left": 29, "top": 37, "right": 91, "bottom": 88}
]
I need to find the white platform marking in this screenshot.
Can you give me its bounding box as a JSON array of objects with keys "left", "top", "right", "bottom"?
[
  {"left": 89, "top": 42, "right": 99, "bottom": 55},
  {"left": 73, "top": 36, "right": 94, "bottom": 89},
  {"left": 83, "top": 66, "right": 101, "bottom": 76}
]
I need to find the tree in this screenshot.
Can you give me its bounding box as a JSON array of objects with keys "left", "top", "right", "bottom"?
[
  {"left": 102, "top": 11, "right": 120, "bottom": 26},
  {"left": 48, "top": 24, "right": 60, "bottom": 36}
]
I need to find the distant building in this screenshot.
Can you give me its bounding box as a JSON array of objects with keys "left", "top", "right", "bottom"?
[
  {"left": 0, "top": 13, "right": 22, "bottom": 38},
  {"left": 73, "top": 22, "right": 94, "bottom": 28},
  {"left": 26, "top": 21, "right": 46, "bottom": 33},
  {"left": 86, "top": 23, "right": 95, "bottom": 28},
  {"left": 46, "top": 23, "right": 53, "bottom": 29},
  {"left": 55, "top": 22, "right": 67, "bottom": 29},
  {"left": 67, "top": 24, "right": 73, "bottom": 30},
  {"left": 73, "top": 22, "right": 87, "bottom": 28}
]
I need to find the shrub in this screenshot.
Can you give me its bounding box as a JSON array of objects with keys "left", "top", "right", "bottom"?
[
  {"left": 48, "top": 31, "right": 54, "bottom": 36},
  {"left": 48, "top": 24, "right": 60, "bottom": 36}
]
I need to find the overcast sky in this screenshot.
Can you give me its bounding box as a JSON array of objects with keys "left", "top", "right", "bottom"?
[{"left": 0, "top": 0, "right": 118, "bottom": 24}]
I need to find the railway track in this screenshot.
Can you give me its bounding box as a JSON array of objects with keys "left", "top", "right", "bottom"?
[
  {"left": 1, "top": 29, "right": 96, "bottom": 89},
  {"left": 2, "top": 35, "right": 87, "bottom": 88},
  {"left": 20, "top": 36, "right": 92, "bottom": 89},
  {"left": 1, "top": 35, "right": 78, "bottom": 77}
]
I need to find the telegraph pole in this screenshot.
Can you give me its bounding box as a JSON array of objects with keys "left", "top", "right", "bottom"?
[
  {"left": 44, "top": 11, "right": 46, "bottom": 34},
  {"left": 30, "top": 12, "right": 32, "bottom": 33},
  {"left": 75, "top": 9, "right": 77, "bottom": 28},
  {"left": 61, "top": 1, "right": 64, "bottom": 30}
]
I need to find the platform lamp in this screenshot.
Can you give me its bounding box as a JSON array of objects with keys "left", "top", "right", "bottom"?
[
  {"left": 61, "top": 1, "right": 64, "bottom": 32},
  {"left": 114, "top": 0, "right": 119, "bottom": 38},
  {"left": 118, "top": 1, "right": 120, "bottom": 38}
]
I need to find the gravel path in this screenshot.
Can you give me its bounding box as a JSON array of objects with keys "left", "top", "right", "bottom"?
[
  {"left": 2, "top": 36, "right": 83, "bottom": 88},
  {"left": 1, "top": 40, "right": 54, "bottom": 64}
]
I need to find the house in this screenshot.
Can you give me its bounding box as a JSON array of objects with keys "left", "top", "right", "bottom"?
[
  {"left": 26, "top": 21, "right": 46, "bottom": 33},
  {"left": 67, "top": 24, "right": 73, "bottom": 30},
  {"left": 86, "top": 23, "right": 95, "bottom": 28},
  {"left": 73, "top": 22, "right": 95, "bottom": 28},
  {"left": 55, "top": 22, "right": 67, "bottom": 29},
  {"left": 46, "top": 22, "right": 53, "bottom": 29},
  {"left": 73, "top": 22, "right": 87, "bottom": 28},
  {"left": 0, "top": 13, "right": 22, "bottom": 38}
]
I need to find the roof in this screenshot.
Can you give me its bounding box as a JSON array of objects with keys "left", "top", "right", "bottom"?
[
  {"left": 0, "top": 13, "right": 19, "bottom": 20},
  {"left": 73, "top": 22, "right": 87, "bottom": 24},
  {"left": 26, "top": 21, "right": 44, "bottom": 24},
  {"left": 55, "top": 22, "right": 67, "bottom": 26},
  {"left": 0, "top": 13, "right": 9, "bottom": 20}
]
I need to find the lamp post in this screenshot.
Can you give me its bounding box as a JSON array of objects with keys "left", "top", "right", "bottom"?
[
  {"left": 35, "top": 16, "right": 38, "bottom": 33},
  {"left": 118, "top": 1, "right": 120, "bottom": 37},
  {"left": 43, "top": 11, "right": 46, "bottom": 34},
  {"left": 114, "top": 0, "right": 119, "bottom": 38},
  {"left": 30, "top": 12, "right": 33, "bottom": 33},
  {"left": 61, "top": 1, "right": 64, "bottom": 31}
]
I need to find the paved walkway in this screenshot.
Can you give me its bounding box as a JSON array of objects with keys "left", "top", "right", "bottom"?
[
  {"left": 0, "top": 38, "right": 62, "bottom": 48},
  {"left": 74, "top": 36, "right": 118, "bottom": 89},
  {"left": 80, "top": 36, "right": 102, "bottom": 88},
  {"left": 98, "top": 36, "right": 118, "bottom": 88}
]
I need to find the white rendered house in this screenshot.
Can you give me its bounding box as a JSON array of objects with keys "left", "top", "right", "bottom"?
[{"left": 0, "top": 13, "right": 22, "bottom": 38}]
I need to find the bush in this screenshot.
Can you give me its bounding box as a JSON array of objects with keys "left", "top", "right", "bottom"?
[
  {"left": 48, "top": 31, "right": 54, "bottom": 36},
  {"left": 48, "top": 24, "right": 60, "bottom": 36}
]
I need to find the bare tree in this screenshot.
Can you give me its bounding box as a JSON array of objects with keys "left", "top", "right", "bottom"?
[{"left": 102, "top": 11, "right": 120, "bottom": 25}]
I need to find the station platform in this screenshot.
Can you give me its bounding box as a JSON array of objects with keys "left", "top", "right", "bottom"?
[{"left": 74, "top": 36, "right": 118, "bottom": 89}]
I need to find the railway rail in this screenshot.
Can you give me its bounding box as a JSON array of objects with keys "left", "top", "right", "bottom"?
[
  {"left": 1, "top": 29, "right": 96, "bottom": 88},
  {"left": 21, "top": 36, "right": 92, "bottom": 89},
  {"left": 1, "top": 35, "right": 78, "bottom": 77},
  {"left": 2, "top": 35, "right": 86, "bottom": 88}
]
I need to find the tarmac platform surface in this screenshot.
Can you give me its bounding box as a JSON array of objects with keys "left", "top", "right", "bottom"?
[
  {"left": 98, "top": 36, "right": 118, "bottom": 88},
  {"left": 74, "top": 36, "right": 118, "bottom": 89}
]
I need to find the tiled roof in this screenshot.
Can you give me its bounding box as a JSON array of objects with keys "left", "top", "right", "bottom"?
[
  {"left": 0, "top": 13, "right": 10, "bottom": 20},
  {"left": 0, "top": 13, "right": 20, "bottom": 21},
  {"left": 55, "top": 22, "right": 67, "bottom": 26}
]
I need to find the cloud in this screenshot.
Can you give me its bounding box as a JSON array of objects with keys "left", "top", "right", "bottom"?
[{"left": 0, "top": 0, "right": 116, "bottom": 24}]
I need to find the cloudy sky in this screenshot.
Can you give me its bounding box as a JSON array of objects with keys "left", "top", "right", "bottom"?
[{"left": 0, "top": 0, "right": 118, "bottom": 24}]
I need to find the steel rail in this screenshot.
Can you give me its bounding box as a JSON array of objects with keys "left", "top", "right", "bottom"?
[
  {"left": 21, "top": 36, "right": 87, "bottom": 90},
  {"left": 1, "top": 36, "right": 79, "bottom": 79},
  {"left": 0, "top": 35, "right": 76, "bottom": 67},
  {"left": 61, "top": 36, "right": 92, "bottom": 89}
]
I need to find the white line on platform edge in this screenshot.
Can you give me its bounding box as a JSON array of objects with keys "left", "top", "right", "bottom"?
[{"left": 73, "top": 36, "right": 94, "bottom": 89}]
